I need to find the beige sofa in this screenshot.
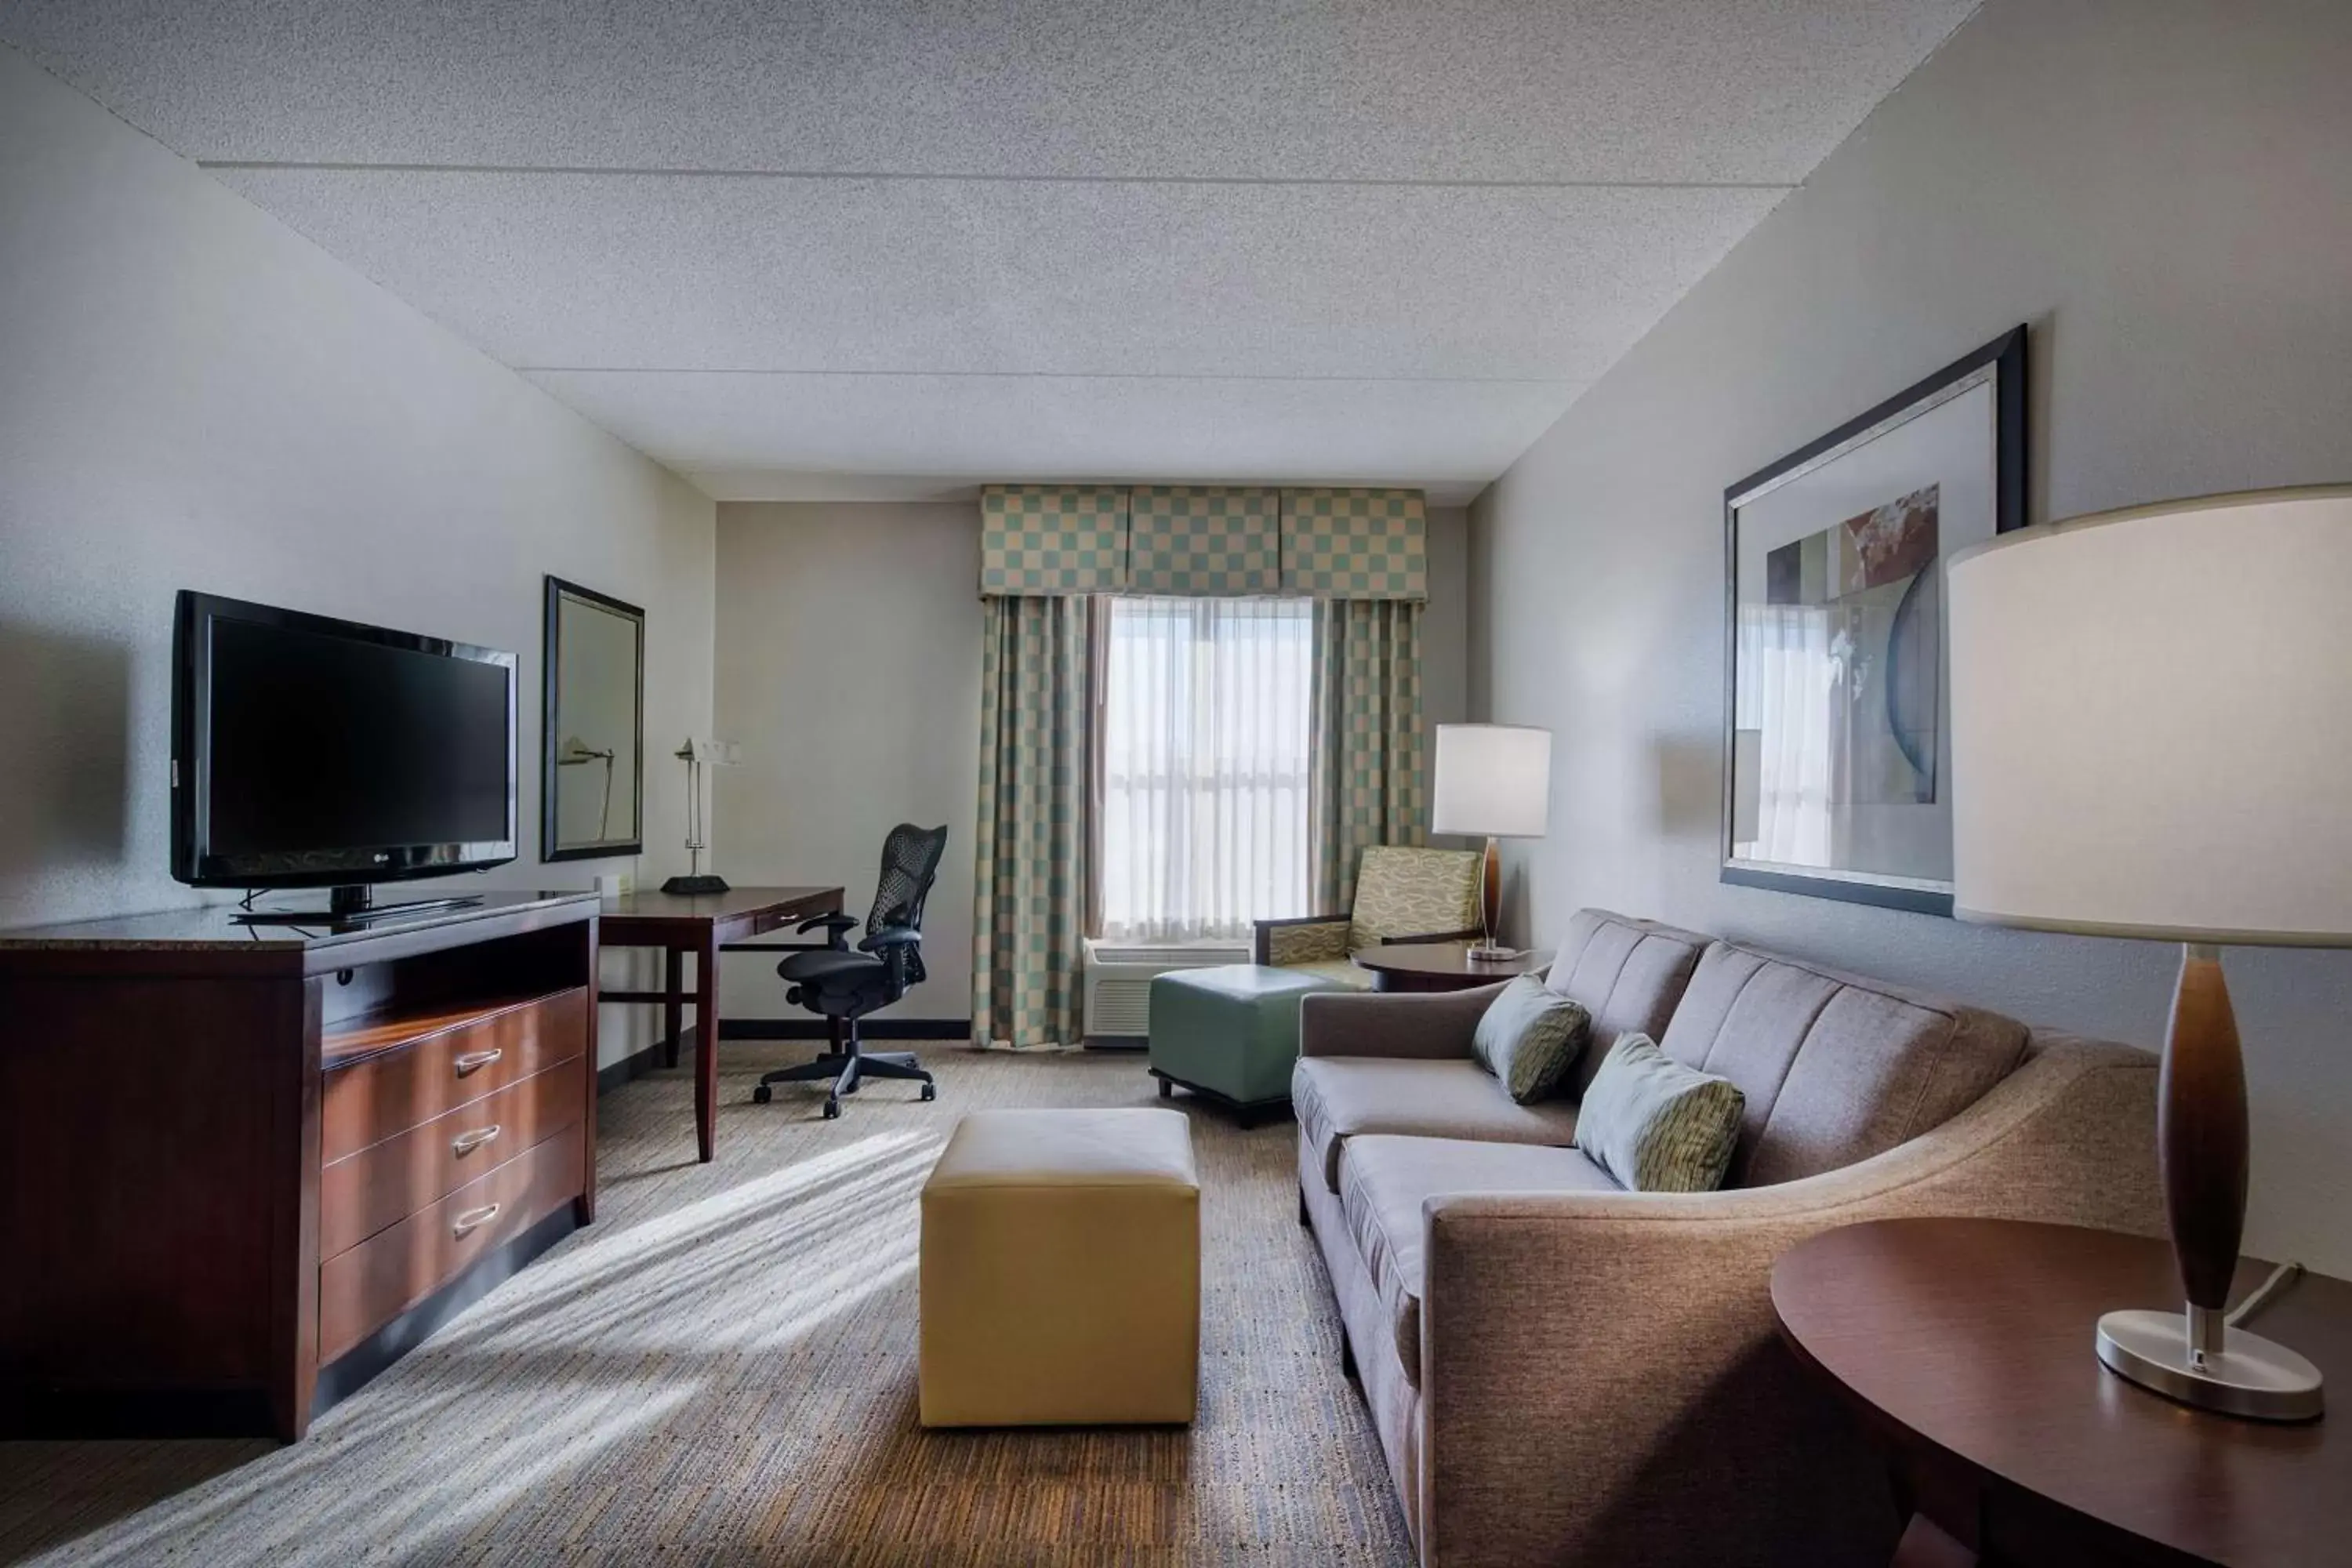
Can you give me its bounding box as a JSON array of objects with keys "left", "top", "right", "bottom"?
[{"left": 1293, "top": 909, "right": 2161, "bottom": 1568}]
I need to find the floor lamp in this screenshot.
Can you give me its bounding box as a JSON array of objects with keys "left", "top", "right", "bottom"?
[
  {"left": 1431, "top": 724, "right": 1552, "bottom": 960},
  {"left": 1947, "top": 486, "right": 2352, "bottom": 1421}
]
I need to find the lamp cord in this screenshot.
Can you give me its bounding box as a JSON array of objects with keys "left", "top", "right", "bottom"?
[{"left": 2227, "top": 1261, "right": 2305, "bottom": 1329}]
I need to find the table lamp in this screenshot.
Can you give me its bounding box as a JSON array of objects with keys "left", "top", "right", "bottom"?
[
  {"left": 1431, "top": 724, "right": 1553, "bottom": 960},
  {"left": 660, "top": 737, "right": 739, "bottom": 896},
  {"left": 1947, "top": 486, "right": 2352, "bottom": 1421}
]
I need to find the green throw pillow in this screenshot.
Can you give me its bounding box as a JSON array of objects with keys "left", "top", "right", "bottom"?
[
  {"left": 1573, "top": 1033, "right": 1744, "bottom": 1192},
  {"left": 1470, "top": 975, "right": 1592, "bottom": 1105}
]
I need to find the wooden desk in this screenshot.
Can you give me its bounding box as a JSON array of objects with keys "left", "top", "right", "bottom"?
[
  {"left": 598, "top": 885, "right": 842, "bottom": 1162},
  {"left": 1772, "top": 1218, "right": 2352, "bottom": 1567},
  {"left": 1350, "top": 940, "right": 1540, "bottom": 993}
]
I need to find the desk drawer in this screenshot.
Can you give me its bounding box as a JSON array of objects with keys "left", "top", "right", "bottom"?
[
  {"left": 322, "top": 989, "right": 588, "bottom": 1162},
  {"left": 318, "top": 1121, "right": 584, "bottom": 1363},
  {"left": 320, "top": 1057, "right": 586, "bottom": 1259}
]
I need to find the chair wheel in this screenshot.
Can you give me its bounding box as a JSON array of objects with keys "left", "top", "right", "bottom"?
[
  {"left": 822, "top": 1098, "right": 841, "bottom": 1120},
  {"left": 751, "top": 1083, "right": 772, "bottom": 1104},
  {"left": 920, "top": 1083, "right": 936, "bottom": 1102}
]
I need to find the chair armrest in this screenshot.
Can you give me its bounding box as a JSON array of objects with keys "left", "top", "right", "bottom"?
[
  {"left": 1410, "top": 1040, "right": 2160, "bottom": 1567},
  {"left": 1378, "top": 927, "right": 1485, "bottom": 946},
  {"left": 1254, "top": 913, "right": 1348, "bottom": 965},
  {"left": 1298, "top": 983, "right": 1504, "bottom": 1061},
  {"left": 797, "top": 911, "right": 858, "bottom": 950}
]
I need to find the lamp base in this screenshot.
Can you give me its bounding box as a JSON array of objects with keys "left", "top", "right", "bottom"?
[
  {"left": 2096, "top": 1308, "right": 2323, "bottom": 1422},
  {"left": 1464, "top": 942, "right": 1519, "bottom": 962},
  {"left": 659, "top": 873, "right": 731, "bottom": 896}
]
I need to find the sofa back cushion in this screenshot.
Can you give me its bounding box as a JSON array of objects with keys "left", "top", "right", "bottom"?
[
  {"left": 1658, "top": 940, "right": 2029, "bottom": 1186},
  {"left": 1542, "top": 909, "right": 1711, "bottom": 1097}
]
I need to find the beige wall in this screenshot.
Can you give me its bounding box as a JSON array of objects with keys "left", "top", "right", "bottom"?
[
  {"left": 0, "top": 46, "right": 717, "bottom": 1066},
  {"left": 711, "top": 499, "right": 1471, "bottom": 1026},
  {"left": 1471, "top": 0, "right": 2352, "bottom": 1271}
]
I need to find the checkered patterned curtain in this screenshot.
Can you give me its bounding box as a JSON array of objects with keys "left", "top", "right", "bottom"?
[
  {"left": 1309, "top": 598, "right": 1427, "bottom": 913},
  {"left": 1279, "top": 488, "right": 1428, "bottom": 600},
  {"left": 980, "top": 485, "right": 1130, "bottom": 593},
  {"left": 1127, "top": 486, "right": 1279, "bottom": 595},
  {"left": 972, "top": 594, "right": 1096, "bottom": 1050}
]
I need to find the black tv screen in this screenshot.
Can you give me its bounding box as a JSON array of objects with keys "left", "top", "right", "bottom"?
[{"left": 172, "top": 592, "right": 517, "bottom": 890}]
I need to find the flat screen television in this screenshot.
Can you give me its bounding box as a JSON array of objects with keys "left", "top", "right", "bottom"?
[{"left": 172, "top": 590, "right": 517, "bottom": 917}]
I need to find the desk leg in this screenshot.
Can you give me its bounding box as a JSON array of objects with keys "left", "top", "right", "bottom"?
[
  {"left": 695, "top": 932, "right": 719, "bottom": 1163},
  {"left": 662, "top": 948, "right": 684, "bottom": 1069}
]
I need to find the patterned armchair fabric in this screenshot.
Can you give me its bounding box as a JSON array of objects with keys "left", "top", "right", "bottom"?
[{"left": 1255, "top": 846, "right": 1483, "bottom": 971}]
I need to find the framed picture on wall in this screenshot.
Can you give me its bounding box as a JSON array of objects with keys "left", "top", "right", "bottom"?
[{"left": 1720, "top": 326, "right": 2025, "bottom": 916}]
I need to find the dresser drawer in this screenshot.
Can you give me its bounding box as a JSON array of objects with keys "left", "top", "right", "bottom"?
[
  {"left": 319, "top": 1056, "right": 586, "bottom": 1259},
  {"left": 318, "top": 1121, "right": 585, "bottom": 1363},
  {"left": 321, "top": 988, "right": 588, "bottom": 1162}
]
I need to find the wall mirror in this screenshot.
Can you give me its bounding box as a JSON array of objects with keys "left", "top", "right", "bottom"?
[{"left": 541, "top": 576, "right": 644, "bottom": 862}]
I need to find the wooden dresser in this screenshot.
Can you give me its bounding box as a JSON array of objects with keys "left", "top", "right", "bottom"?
[{"left": 0, "top": 891, "right": 600, "bottom": 1440}]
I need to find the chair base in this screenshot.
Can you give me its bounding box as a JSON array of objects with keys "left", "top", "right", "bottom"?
[{"left": 753, "top": 1044, "right": 935, "bottom": 1119}]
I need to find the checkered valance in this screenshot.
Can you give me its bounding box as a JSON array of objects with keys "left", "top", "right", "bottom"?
[
  {"left": 980, "top": 485, "right": 1130, "bottom": 594},
  {"left": 1127, "top": 486, "right": 1279, "bottom": 596},
  {"left": 980, "top": 484, "right": 1425, "bottom": 600},
  {"left": 1280, "top": 489, "right": 1427, "bottom": 600}
]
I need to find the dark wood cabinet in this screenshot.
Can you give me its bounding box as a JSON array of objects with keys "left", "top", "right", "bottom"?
[{"left": 0, "top": 891, "right": 601, "bottom": 1440}]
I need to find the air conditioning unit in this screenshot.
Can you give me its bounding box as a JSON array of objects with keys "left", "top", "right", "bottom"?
[{"left": 1082, "top": 940, "right": 1250, "bottom": 1040}]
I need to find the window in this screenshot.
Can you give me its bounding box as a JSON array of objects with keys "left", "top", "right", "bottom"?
[{"left": 1098, "top": 596, "right": 1313, "bottom": 943}]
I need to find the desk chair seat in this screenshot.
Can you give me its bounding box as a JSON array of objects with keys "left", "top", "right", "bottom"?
[{"left": 752, "top": 823, "right": 948, "bottom": 1120}]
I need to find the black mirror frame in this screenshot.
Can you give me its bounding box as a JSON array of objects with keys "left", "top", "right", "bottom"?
[{"left": 540, "top": 575, "right": 646, "bottom": 863}]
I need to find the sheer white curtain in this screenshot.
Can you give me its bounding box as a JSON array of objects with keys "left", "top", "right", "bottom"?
[
  {"left": 1736, "top": 603, "right": 1835, "bottom": 866},
  {"left": 1099, "top": 597, "right": 1313, "bottom": 942}
]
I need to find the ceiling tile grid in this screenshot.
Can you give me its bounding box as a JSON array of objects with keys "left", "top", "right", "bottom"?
[{"left": 0, "top": 0, "right": 1978, "bottom": 499}]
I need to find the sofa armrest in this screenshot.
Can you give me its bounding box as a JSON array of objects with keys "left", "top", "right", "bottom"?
[
  {"left": 1298, "top": 983, "right": 1505, "bottom": 1061},
  {"left": 1413, "top": 1039, "right": 2160, "bottom": 1567}
]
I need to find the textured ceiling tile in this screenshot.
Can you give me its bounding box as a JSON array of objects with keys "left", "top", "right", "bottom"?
[
  {"left": 207, "top": 169, "right": 1786, "bottom": 380},
  {"left": 0, "top": 0, "right": 1976, "bottom": 183},
  {"left": 524, "top": 370, "right": 1574, "bottom": 492}
]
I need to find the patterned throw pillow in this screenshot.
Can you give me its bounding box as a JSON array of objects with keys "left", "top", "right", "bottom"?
[
  {"left": 1470, "top": 975, "right": 1592, "bottom": 1105},
  {"left": 1573, "top": 1033, "right": 1745, "bottom": 1192}
]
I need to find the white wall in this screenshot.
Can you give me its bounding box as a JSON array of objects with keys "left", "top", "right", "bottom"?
[
  {"left": 1472, "top": 0, "right": 2352, "bottom": 1272},
  {"left": 0, "top": 45, "right": 718, "bottom": 1065},
  {"left": 711, "top": 503, "right": 983, "bottom": 1024},
  {"left": 710, "top": 499, "right": 1472, "bottom": 1026}
]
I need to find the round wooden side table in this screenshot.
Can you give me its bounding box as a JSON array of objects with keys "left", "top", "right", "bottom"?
[
  {"left": 1772, "top": 1218, "right": 2352, "bottom": 1567},
  {"left": 1348, "top": 940, "right": 1539, "bottom": 993}
]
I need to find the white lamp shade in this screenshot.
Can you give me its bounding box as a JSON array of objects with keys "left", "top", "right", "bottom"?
[
  {"left": 1432, "top": 724, "right": 1552, "bottom": 838},
  {"left": 1947, "top": 488, "right": 2352, "bottom": 946}
]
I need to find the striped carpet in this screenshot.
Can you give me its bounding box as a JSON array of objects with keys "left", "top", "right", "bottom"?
[{"left": 0, "top": 1046, "right": 1414, "bottom": 1566}]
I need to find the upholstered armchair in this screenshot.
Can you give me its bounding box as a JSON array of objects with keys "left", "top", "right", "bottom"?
[{"left": 1253, "top": 846, "right": 1485, "bottom": 987}]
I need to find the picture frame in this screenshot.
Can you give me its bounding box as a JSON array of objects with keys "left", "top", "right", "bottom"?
[
  {"left": 541, "top": 575, "right": 646, "bottom": 862},
  {"left": 1720, "top": 326, "right": 2026, "bottom": 916}
]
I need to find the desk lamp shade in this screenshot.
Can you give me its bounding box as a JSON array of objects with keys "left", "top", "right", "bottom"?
[
  {"left": 1432, "top": 724, "right": 1552, "bottom": 957},
  {"left": 1947, "top": 486, "right": 2352, "bottom": 1421}
]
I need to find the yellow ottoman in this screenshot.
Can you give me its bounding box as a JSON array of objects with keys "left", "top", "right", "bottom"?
[{"left": 919, "top": 1108, "right": 1200, "bottom": 1427}]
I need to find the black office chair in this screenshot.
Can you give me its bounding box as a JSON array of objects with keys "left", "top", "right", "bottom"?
[{"left": 751, "top": 823, "right": 947, "bottom": 1120}]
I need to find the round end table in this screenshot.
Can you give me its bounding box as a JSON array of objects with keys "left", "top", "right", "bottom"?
[
  {"left": 1772, "top": 1218, "right": 2352, "bottom": 1567},
  {"left": 1348, "top": 940, "right": 1539, "bottom": 993}
]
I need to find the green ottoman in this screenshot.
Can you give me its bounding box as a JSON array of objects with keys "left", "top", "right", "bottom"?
[{"left": 1148, "top": 965, "right": 1350, "bottom": 1127}]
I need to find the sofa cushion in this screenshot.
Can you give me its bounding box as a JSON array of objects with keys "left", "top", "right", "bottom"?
[
  {"left": 1659, "top": 940, "right": 2031, "bottom": 1186},
  {"left": 1294, "top": 1056, "right": 1581, "bottom": 1193},
  {"left": 1338, "top": 1134, "right": 1618, "bottom": 1387},
  {"left": 1542, "top": 909, "right": 1711, "bottom": 1098},
  {"left": 1469, "top": 976, "right": 1591, "bottom": 1104},
  {"left": 1573, "top": 1033, "right": 1744, "bottom": 1192}
]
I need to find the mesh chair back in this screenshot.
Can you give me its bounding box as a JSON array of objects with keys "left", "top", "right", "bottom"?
[{"left": 866, "top": 824, "right": 949, "bottom": 984}]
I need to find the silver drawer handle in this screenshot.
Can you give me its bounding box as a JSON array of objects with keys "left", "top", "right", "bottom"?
[
  {"left": 452, "top": 1203, "right": 501, "bottom": 1238},
  {"left": 452, "top": 1047, "right": 503, "bottom": 1076},
  {"left": 451, "top": 1124, "right": 502, "bottom": 1156}
]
